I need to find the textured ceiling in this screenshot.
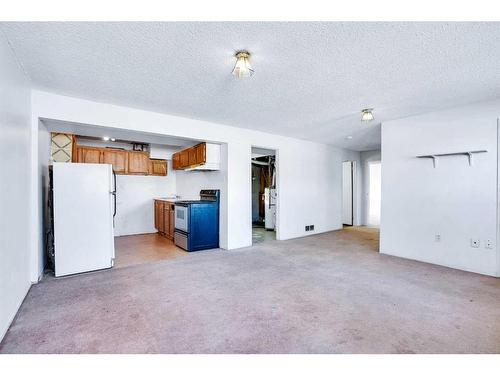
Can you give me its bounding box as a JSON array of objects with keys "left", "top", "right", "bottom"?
[{"left": 3, "top": 22, "right": 500, "bottom": 151}]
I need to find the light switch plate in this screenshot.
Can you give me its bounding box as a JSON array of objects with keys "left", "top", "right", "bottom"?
[{"left": 485, "top": 239, "right": 494, "bottom": 249}]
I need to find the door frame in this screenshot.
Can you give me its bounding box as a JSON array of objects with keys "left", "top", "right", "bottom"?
[
  {"left": 367, "top": 160, "right": 382, "bottom": 227},
  {"left": 496, "top": 119, "right": 500, "bottom": 276},
  {"left": 342, "top": 160, "right": 358, "bottom": 226},
  {"left": 249, "top": 145, "right": 280, "bottom": 244}
]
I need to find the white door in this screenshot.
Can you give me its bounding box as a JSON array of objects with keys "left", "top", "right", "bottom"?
[
  {"left": 53, "top": 163, "right": 115, "bottom": 277},
  {"left": 342, "top": 161, "right": 353, "bottom": 225},
  {"left": 368, "top": 161, "right": 382, "bottom": 226}
]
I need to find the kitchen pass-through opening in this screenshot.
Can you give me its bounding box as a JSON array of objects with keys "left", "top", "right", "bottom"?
[{"left": 251, "top": 147, "right": 277, "bottom": 244}]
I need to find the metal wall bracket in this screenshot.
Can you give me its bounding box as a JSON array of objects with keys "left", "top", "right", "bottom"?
[{"left": 417, "top": 150, "right": 487, "bottom": 168}]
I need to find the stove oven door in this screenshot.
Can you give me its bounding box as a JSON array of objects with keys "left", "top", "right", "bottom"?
[{"left": 175, "top": 204, "right": 189, "bottom": 232}]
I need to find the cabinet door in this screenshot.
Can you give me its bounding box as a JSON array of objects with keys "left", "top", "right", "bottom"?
[
  {"left": 128, "top": 151, "right": 149, "bottom": 174},
  {"left": 154, "top": 201, "right": 160, "bottom": 230},
  {"left": 150, "top": 159, "right": 167, "bottom": 176},
  {"left": 102, "top": 149, "right": 127, "bottom": 174},
  {"left": 169, "top": 208, "right": 175, "bottom": 239},
  {"left": 172, "top": 153, "right": 181, "bottom": 170},
  {"left": 179, "top": 150, "right": 189, "bottom": 168},
  {"left": 77, "top": 147, "right": 102, "bottom": 164},
  {"left": 195, "top": 143, "right": 206, "bottom": 165},
  {"left": 163, "top": 204, "right": 170, "bottom": 238},
  {"left": 188, "top": 147, "right": 197, "bottom": 166},
  {"left": 158, "top": 202, "right": 165, "bottom": 233}
]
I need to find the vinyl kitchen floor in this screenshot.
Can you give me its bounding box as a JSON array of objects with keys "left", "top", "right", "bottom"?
[
  {"left": 2, "top": 228, "right": 500, "bottom": 353},
  {"left": 114, "top": 233, "right": 187, "bottom": 269},
  {"left": 252, "top": 226, "right": 276, "bottom": 244}
]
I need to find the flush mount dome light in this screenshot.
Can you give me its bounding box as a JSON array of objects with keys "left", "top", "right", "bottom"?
[
  {"left": 361, "top": 108, "right": 374, "bottom": 122},
  {"left": 232, "top": 51, "right": 254, "bottom": 78}
]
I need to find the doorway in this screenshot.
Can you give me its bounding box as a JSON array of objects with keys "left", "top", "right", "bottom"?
[
  {"left": 251, "top": 147, "right": 277, "bottom": 244},
  {"left": 342, "top": 161, "right": 355, "bottom": 226},
  {"left": 367, "top": 161, "right": 381, "bottom": 226}
]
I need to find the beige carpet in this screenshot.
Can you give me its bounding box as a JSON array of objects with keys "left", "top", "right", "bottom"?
[{"left": 1, "top": 228, "right": 500, "bottom": 354}]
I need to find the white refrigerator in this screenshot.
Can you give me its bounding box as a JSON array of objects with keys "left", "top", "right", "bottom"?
[
  {"left": 264, "top": 187, "right": 277, "bottom": 230},
  {"left": 52, "top": 162, "right": 115, "bottom": 277}
]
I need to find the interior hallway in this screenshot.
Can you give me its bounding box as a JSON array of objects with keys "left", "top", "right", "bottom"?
[{"left": 1, "top": 228, "right": 500, "bottom": 354}]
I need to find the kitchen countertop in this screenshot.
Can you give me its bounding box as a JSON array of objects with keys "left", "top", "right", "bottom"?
[{"left": 154, "top": 198, "right": 181, "bottom": 203}]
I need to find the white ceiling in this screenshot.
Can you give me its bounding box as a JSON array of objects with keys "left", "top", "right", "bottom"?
[{"left": 3, "top": 22, "right": 500, "bottom": 151}]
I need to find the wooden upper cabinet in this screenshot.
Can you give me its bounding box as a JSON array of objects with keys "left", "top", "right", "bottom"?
[
  {"left": 173, "top": 142, "right": 209, "bottom": 170},
  {"left": 195, "top": 143, "right": 206, "bottom": 165},
  {"left": 172, "top": 153, "right": 181, "bottom": 170},
  {"left": 128, "top": 151, "right": 149, "bottom": 175},
  {"left": 102, "top": 149, "right": 128, "bottom": 174},
  {"left": 149, "top": 159, "right": 167, "bottom": 176},
  {"left": 188, "top": 147, "right": 197, "bottom": 166},
  {"left": 179, "top": 150, "right": 189, "bottom": 169},
  {"left": 76, "top": 146, "right": 102, "bottom": 164},
  {"left": 74, "top": 143, "right": 169, "bottom": 176}
]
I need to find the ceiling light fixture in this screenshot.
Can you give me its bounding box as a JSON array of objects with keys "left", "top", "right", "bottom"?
[
  {"left": 345, "top": 135, "right": 353, "bottom": 140},
  {"left": 361, "top": 108, "right": 374, "bottom": 122},
  {"left": 110, "top": 138, "right": 116, "bottom": 142},
  {"left": 103, "top": 136, "right": 110, "bottom": 141},
  {"left": 232, "top": 51, "right": 254, "bottom": 78}
]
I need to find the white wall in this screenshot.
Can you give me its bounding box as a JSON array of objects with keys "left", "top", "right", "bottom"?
[
  {"left": 381, "top": 99, "right": 500, "bottom": 276},
  {"left": 0, "top": 36, "right": 32, "bottom": 340},
  {"left": 115, "top": 173, "right": 176, "bottom": 237},
  {"left": 360, "top": 150, "right": 381, "bottom": 226},
  {"left": 30, "top": 90, "right": 354, "bottom": 269},
  {"left": 76, "top": 139, "right": 177, "bottom": 237}
]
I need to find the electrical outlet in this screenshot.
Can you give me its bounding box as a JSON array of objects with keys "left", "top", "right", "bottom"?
[
  {"left": 435, "top": 234, "right": 441, "bottom": 242},
  {"left": 485, "top": 239, "right": 494, "bottom": 249},
  {"left": 305, "top": 225, "right": 310, "bottom": 232},
  {"left": 310, "top": 225, "right": 314, "bottom": 231},
  {"left": 470, "top": 238, "right": 480, "bottom": 248}
]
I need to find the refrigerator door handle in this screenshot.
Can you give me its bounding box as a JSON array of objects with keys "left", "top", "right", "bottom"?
[{"left": 111, "top": 170, "right": 117, "bottom": 218}]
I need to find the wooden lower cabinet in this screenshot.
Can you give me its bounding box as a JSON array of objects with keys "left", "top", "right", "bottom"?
[
  {"left": 154, "top": 200, "right": 175, "bottom": 240},
  {"left": 169, "top": 209, "right": 175, "bottom": 237}
]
